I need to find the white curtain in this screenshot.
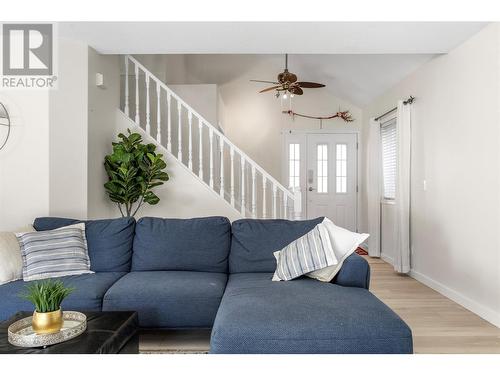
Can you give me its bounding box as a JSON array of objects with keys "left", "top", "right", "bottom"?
[
  {"left": 366, "top": 118, "right": 381, "bottom": 257},
  {"left": 394, "top": 101, "right": 411, "bottom": 273}
]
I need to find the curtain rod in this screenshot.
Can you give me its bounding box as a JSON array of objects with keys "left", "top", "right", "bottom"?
[{"left": 374, "top": 96, "right": 415, "bottom": 121}]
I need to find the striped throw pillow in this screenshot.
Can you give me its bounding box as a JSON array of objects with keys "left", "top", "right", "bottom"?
[
  {"left": 272, "top": 221, "right": 336, "bottom": 281},
  {"left": 16, "top": 223, "right": 93, "bottom": 281}
]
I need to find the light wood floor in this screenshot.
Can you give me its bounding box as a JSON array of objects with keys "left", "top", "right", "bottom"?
[
  {"left": 366, "top": 256, "right": 500, "bottom": 353},
  {"left": 140, "top": 257, "right": 500, "bottom": 354}
]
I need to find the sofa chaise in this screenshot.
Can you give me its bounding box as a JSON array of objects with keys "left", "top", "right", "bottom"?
[{"left": 0, "top": 216, "right": 412, "bottom": 354}]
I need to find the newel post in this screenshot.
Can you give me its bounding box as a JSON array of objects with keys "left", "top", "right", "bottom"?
[{"left": 293, "top": 187, "right": 302, "bottom": 220}]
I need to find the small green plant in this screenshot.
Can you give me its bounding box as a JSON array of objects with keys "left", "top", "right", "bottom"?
[
  {"left": 104, "top": 129, "right": 169, "bottom": 217},
  {"left": 20, "top": 280, "right": 75, "bottom": 313}
]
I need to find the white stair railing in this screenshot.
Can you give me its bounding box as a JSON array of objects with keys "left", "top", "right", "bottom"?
[{"left": 122, "top": 55, "right": 301, "bottom": 219}]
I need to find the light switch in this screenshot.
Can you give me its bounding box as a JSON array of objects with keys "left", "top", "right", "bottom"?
[{"left": 96, "top": 73, "right": 104, "bottom": 87}]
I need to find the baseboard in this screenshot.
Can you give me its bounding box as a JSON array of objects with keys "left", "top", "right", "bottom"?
[
  {"left": 409, "top": 269, "right": 500, "bottom": 328},
  {"left": 380, "top": 253, "right": 394, "bottom": 265}
]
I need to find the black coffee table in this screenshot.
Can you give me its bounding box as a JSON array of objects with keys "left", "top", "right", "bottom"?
[{"left": 0, "top": 311, "right": 138, "bottom": 354}]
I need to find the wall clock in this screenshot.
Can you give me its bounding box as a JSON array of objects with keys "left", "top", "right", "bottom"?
[{"left": 0, "top": 102, "right": 10, "bottom": 151}]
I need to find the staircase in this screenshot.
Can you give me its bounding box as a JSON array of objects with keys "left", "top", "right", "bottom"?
[{"left": 120, "top": 55, "right": 301, "bottom": 219}]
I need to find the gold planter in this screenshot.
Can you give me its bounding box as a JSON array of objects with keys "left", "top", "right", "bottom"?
[{"left": 32, "top": 309, "right": 63, "bottom": 334}]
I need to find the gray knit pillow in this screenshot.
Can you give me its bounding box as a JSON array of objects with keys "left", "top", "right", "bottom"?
[{"left": 16, "top": 223, "right": 93, "bottom": 281}]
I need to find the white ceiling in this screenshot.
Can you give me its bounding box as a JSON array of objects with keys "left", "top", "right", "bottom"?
[
  {"left": 59, "top": 22, "right": 488, "bottom": 106},
  {"left": 163, "top": 54, "right": 437, "bottom": 106},
  {"left": 59, "top": 22, "right": 487, "bottom": 54}
]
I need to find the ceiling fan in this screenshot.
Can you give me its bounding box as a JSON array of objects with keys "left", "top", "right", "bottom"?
[{"left": 251, "top": 54, "right": 326, "bottom": 97}]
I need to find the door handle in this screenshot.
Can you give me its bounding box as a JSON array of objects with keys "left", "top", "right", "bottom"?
[{"left": 308, "top": 187, "right": 315, "bottom": 192}]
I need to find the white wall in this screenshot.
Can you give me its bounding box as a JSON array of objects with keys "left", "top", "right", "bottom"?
[
  {"left": 169, "top": 84, "right": 219, "bottom": 126},
  {"left": 87, "top": 49, "right": 121, "bottom": 219},
  {"left": 0, "top": 37, "right": 89, "bottom": 230},
  {"left": 0, "top": 91, "right": 50, "bottom": 231},
  {"left": 362, "top": 23, "right": 500, "bottom": 326},
  {"left": 49, "top": 38, "right": 88, "bottom": 218}
]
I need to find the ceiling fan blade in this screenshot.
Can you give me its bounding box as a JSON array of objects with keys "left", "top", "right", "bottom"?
[
  {"left": 290, "top": 87, "right": 303, "bottom": 95},
  {"left": 250, "top": 79, "right": 280, "bottom": 84},
  {"left": 296, "top": 82, "right": 325, "bottom": 88},
  {"left": 259, "top": 85, "right": 283, "bottom": 93}
]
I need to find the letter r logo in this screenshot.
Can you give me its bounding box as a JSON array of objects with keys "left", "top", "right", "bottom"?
[{"left": 2, "top": 24, "right": 53, "bottom": 75}]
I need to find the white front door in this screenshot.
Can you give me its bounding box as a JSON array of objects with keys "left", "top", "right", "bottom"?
[{"left": 305, "top": 133, "right": 357, "bottom": 230}]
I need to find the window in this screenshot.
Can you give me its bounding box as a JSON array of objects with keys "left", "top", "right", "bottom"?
[
  {"left": 317, "top": 144, "right": 328, "bottom": 193},
  {"left": 381, "top": 119, "right": 397, "bottom": 200},
  {"left": 336, "top": 144, "right": 347, "bottom": 193},
  {"left": 288, "top": 143, "right": 300, "bottom": 189}
]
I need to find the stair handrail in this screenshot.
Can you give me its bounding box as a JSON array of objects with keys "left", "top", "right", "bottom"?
[{"left": 126, "top": 54, "right": 296, "bottom": 202}]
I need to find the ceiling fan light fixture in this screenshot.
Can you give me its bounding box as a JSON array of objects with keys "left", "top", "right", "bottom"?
[{"left": 251, "top": 54, "right": 325, "bottom": 97}]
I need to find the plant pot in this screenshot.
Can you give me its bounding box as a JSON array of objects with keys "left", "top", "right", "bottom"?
[{"left": 32, "top": 309, "right": 63, "bottom": 334}]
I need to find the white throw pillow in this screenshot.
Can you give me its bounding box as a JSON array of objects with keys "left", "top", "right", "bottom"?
[
  {"left": 0, "top": 225, "right": 35, "bottom": 285},
  {"left": 272, "top": 221, "right": 336, "bottom": 281},
  {"left": 306, "top": 218, "right": 369, "bottom": 282}
]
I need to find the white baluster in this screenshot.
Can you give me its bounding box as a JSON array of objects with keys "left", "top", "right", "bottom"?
[
  {"left": 156, "top": 84, "right": 161, "bottom": 143},
  {"left": 283, "top": 193, "right": 288, "bottom": 220},
  {"left": 124, "top": 56, "right": 129, "bottom": 116},
  {"left": 167, "top": 92, "right": 172, "bottom": 152},
  {"left": 177, "top": 102, "right": 182, "bottom": 161},
  {"left": 241, "top": 158, "right": 246, "bottom": 216},
  {"left": 230, "top": 147, "right": 235, "bottom": 207},
  {"left": 198, "top": 121, "right": 203, "bottom": 179},
  {"left": 145, "top": 74, "right": 150, "bottom": 134},
  {"left": 272, "top": 185, "right": 278, "bottom": 219},
  {"left": 188, "top": 112, "right": 193, "bottom": 170},
  {"left": 209, "top": 128, "right": 214, "bottom": 189},
  {"left": 251, "top": 166, "right": 257, "bottom": 218},
  {"left": 219, "top": 137, "right": 224, "bottom": 197},
  {"left": 134, "top": 64, "right": 139, "bottom": 124},
  {"left": 262, "top": 176, "right": 267, "bottom": 219},
  {"left": 293, "top": 188, "right": 302, "bottom": 220}
]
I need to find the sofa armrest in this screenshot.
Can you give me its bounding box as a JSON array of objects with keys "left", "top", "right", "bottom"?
[{"left": 332, "top": 253, "right": 370, "bottom": 289}]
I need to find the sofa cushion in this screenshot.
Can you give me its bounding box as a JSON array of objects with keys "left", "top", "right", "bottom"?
[
  {"left": 33, "top": 217, "right": 136, "bottom": 272},
  {"left": 229, "top": 217, "right": 324, "bottom": 273},
  {"left": 103, "top": 271, "right": 227, "bottom": 328},
  {"left": 131, "top": 217, "right": 231, "bottom": 273},
  {"left": 210, "top": 273, "right": 413, "bottom": 354},
  {"left": 0, "top": 272, "right": 126, "bottom": 322}
]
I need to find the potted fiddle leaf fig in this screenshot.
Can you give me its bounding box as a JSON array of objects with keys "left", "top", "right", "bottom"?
[
  {"left": 21, "top": 280, "right": 74, "bottom": 334},
  {"left": 104, "top": 129, "right": 169, "bottom": 217}
]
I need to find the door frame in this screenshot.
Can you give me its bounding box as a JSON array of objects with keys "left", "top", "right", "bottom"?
[{"left": 281, "top": 129, "right": 360, "bottom": 230}]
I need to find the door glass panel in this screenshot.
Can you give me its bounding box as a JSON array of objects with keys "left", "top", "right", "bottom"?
[
  {"left": 288, "top": 143, "right": 300, "bottom": 189},
  {"left": 336, "top": 143, "right": 347, "bottom": 193},
  {"left": 317, "top": 144, "right": 328, "bottom": 193}
]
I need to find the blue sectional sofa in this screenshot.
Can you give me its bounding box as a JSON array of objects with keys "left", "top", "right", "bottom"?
[{"left": 0, "top": 216, "right": 413, "bottom": 354}]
